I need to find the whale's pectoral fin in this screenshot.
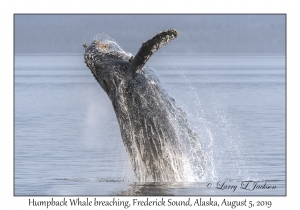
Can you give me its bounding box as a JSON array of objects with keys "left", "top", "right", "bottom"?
[{"left": 125, "top": 29, "right": 178, "bottom": 83}]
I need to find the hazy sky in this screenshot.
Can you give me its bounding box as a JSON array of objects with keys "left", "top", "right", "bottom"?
[{"left": 14, "top": 14, "right": 285, "bottom": 54}]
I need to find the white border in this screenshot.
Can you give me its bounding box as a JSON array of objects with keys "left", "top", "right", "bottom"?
[{"left": 2, "top": 0, "right": 297, "bottom": 209}]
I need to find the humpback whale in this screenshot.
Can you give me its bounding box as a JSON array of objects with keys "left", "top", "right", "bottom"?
[{"left": 84, "top": 29, "right": 205, "bottom": 182}]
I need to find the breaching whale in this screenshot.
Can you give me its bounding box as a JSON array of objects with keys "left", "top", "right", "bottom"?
[{"left": 83, "top": 29, "right": 205, "bottom": 182}]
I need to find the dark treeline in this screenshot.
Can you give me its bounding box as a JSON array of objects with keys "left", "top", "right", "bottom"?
[{"left": 14, "top": 14, "right": 285, "bottom": 54}]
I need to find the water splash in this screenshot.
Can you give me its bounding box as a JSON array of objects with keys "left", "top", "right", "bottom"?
[
  {"left": 83, "top": 37, "right": 249, "bottom": 183},
  {"left": 166, "top": 66, "right": 248, "bottom": 182},
  {"left": 84, "top": 35, "right": 206, "bottom": 182},
  {"left": 117, "top": 65, "right": 206, "bottom": 182}
]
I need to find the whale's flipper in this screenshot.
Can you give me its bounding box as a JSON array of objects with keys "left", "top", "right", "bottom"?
[{"left": 125, "top": 29, "right": 178, "bottom": 84}]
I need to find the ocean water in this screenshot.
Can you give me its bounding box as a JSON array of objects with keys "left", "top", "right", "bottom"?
[{"left": 14, "top": 53, "right": 285, "bottom": 196}]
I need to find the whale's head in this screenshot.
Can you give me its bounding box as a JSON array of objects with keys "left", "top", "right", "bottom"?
[
  {"left": 84, "top": 29, "right": 178, "bottom": 101},
  {"left": 83, "top": 39, "right": 133, "bottom": 99}
]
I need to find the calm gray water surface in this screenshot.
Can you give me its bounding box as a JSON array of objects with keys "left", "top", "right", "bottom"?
[{"left": 14, "top": 54, "right": 285, "bottom": 195}]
